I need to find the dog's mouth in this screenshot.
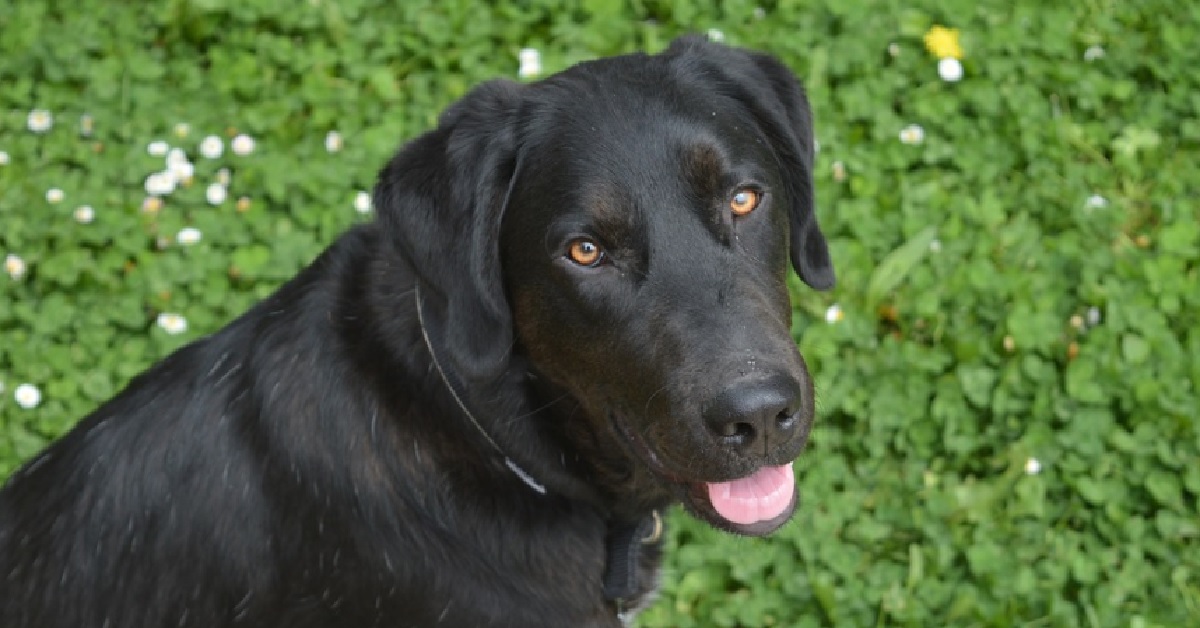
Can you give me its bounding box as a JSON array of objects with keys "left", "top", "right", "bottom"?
[
  {"left": 686, "top": 463, "right": 796, "bottom": 535},
  {"left": 612, "top": 413, "right": 798, "bottom": 536}
]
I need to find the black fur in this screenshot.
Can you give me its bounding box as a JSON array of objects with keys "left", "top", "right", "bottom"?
[{"left": 0, "top": 36, "right": 833, "bottom": 627}]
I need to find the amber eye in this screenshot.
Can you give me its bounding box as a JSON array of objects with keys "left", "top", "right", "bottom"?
[
  {"left": 567, "top": 238, "right": 605, "bottom": 267},
  {"left": 730, "top": 188, "right": 761, "bottom": 216}
]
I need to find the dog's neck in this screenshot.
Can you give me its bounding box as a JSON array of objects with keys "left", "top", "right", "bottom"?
[
  {"left": 414, "top": 282, "right": 547, "bottom": 494},
  {"left": 413, "top": 283, "right": 661, "bottom": 607}
]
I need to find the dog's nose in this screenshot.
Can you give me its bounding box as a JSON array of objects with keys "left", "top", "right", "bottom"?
[{"left": 703, "top": 374, "right": 804, "bottom": 452}]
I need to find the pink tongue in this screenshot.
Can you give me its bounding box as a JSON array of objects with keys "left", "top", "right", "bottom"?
[{"left": 705, "top": 463, "right": 795, "bottom": 526}]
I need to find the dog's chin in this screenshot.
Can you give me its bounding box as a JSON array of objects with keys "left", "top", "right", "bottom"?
[{"left": 611, "top": 413, "right": 799, "bottom": 537}]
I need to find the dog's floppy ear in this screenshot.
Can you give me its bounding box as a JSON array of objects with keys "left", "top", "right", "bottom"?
[
  {"left": 373, "top": 80, "right": 524, "bottom": 380},
  {"left": 669, "top": 36, "right": 835, "bottom": 290}
]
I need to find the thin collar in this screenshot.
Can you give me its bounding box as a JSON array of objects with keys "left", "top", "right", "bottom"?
[
  {"left": 415, "top": 284, "right": 546, "bottom": 494},
  {"left": 413, "top": 284, "right": 662, "bottom": 606}
]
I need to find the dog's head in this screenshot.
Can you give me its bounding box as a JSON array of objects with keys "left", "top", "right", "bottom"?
[{"left": 375, "top": 36, "right": 834, "bottom": 535}]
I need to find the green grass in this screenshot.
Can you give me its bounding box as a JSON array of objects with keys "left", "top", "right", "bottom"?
[{"left": 2, "top": 1, "right": 1197, "bottom": 625}]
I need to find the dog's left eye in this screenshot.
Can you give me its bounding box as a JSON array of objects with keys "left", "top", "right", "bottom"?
[
  {"left": 730, "top": 188, "right": 761, "bottom": 216},
  {"left": 566, "top": 238, "right": 606, "bottom": 267}
]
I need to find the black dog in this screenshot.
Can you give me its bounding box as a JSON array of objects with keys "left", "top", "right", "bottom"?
[{"left": 0, "top": 36, "right": 833, "bottom": 627}]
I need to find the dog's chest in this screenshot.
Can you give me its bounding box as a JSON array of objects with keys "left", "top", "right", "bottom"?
[{"left": 324, "top": 506, "right": 666, "bottom": 627}]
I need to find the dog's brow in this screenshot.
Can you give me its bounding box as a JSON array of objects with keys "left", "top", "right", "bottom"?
[
  {"left": 583, "top": 184, "right": 640, "bottom": 243},
  {"left": 588, "top": 188, "right": 626, "bottom": 224},
  {"left": 680, "top": 142, "right": 725, "bottom": 200}
]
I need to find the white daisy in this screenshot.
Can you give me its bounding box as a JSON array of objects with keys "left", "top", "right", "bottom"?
[
  {"left": 14, "top": 383, "right": 41, "bottom": 409},
  {"left": 1083, "top": 45, "right": 1105, "bottom": 62},
  {"left": 899, "top": 124, "right": 925, "bottom": 145},
  {"left": 169, "top": 159, "right": 194, "bottom": 183},
  {"left": 5, "top": 254, "right": 28, "bottom": 280},
  {"left": 27, "top": 109, "right": 53, "bottom": 133},
  {"left": 231, "top": 134, "right": 256, "bottom": 156},
  {"left": 1024, "top": 457, "right": 1042, "bottom": 475},
  {"left": 707, "top": 28, "right": 726, "bottom": 43},
  {"left": 325, "top": 131, "right": 344, "bottom": 153},
  {"left": 147, "top": 140, "right": 170, "bottom": 157},
  {"left": 206, "top": 183, "right": 228, "bottom": 206},
  {"left": 354, "top": 191, "right": 373, "bottom": 214},
  {"left": 74, "top": 205, "right": 95, "bottom": 224},
  {"left": 825, "top": 304, "right": 843, "bottom": 324},
  {"left": 938, "top": 57, "right": 964, "bottom": 82},
  {"left": 199, "top": 135, "right": 224, "bottom": 159},
  {"left": 156, "top": 313, "right": 188, "bottom": 335},
  {"left": 177, "top": 227, "right": 202, "bottom": 246},
  {"left": 0, "top": 150, "right": 9, "bottom": 166},
  {"left": 1085, "top": 194, "right": 1108, "bottom": 210},
  {"left": 166, "top": 148, "right": 194, "bottom": 182},
  {"left": 144, "top": 172, "right": 177, "bottom": 196},
  {"left": 46, "top": 188, "right": 64, "bottom": 203},
  {"left": 518, "top": 48, "right": 541, "bottom": 79}
]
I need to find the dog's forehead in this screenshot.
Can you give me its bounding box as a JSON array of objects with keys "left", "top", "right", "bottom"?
[
  {"left": 508, "top": 57, "right": 786, "bottom": 249},
  {"left": 526, "top": 77, "right": 770, "bottom": 201},
  {"left": 526, "top": 57, "right": 765, "bottom": 160},
  {"left": 569, "top": 139, "right": 731, "bottom": 222}
]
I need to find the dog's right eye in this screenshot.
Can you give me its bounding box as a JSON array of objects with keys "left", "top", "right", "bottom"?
[
  {"left": 566, "top": 238, "right": 606, "bottom": 267},
  {"left": 730, "top": 188, "right": 762, "bottom": 216}
]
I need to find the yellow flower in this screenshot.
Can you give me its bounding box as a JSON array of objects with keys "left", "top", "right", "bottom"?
[{"left": 924, "top": 25, "right": 963, "bottom": 60}]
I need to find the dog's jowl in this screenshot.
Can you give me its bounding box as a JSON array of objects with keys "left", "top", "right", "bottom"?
[{"left": 0, "top": 36, "right": 834, "bottom": 628}]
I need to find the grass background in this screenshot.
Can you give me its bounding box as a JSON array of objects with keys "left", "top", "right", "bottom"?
[{"left": 1, "top": 0, "right": 1197, "bottom": 625}]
